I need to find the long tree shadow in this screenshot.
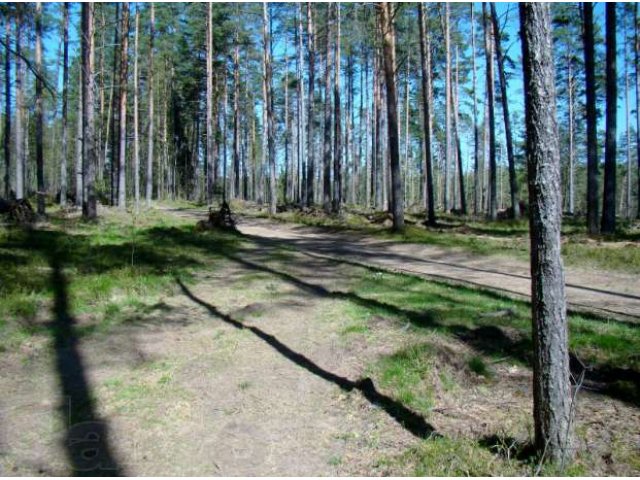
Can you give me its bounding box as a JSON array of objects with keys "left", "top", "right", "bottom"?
[
  {"left": 49, "top": 252, "right": 123, "bottom": 476},
  {"left": 176, "top": 278, "right": 439, "bottom": 440},
  {"left": 217, "top": 251, "right": 640, "bottom": 408}
]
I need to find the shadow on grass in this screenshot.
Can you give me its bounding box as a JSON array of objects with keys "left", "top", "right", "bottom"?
[
  {"left": 47, "top": 242, "right": 123, "bottom": 476},
  {"left": 176, "top": 278, "right": 439, "bottom": 440}
]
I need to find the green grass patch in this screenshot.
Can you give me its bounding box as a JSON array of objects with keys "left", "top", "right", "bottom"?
[{"left": 0, "top": 207, "right": 243, "bottom": 350}]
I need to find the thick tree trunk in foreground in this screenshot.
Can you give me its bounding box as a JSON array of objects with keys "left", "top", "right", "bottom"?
[
  {"left": 117, "top": 3, "right": 129, "bottom": 210},
  {"left": 82, "top": 3, "right": 97, "bottom": 220},
  {"left": 491, "top": 3, "right": 519, "bottom": 219},
  {"left": 582, "top": 3, "right": 599, "bottom": 233},
  {"left": 520, "top": 2, "right": 573, "bottom": 465},
  {"left": 418, "top": 3, "right": 436, "bottom": 226},
  {"left": 601, "top": 3, "right": 617, "bottom": 234},
  {"left": 484, "top": 4, "right": 497, "bottom": 221},
  {"left": 378, "top": 3, "right": 404, "bottom": 231},
  {"left": 35, "top": 3, "right": 45, "bottom": 215}
]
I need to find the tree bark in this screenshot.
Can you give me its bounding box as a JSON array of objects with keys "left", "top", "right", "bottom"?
[
  {"left": 418, "top": 3, "right": 436, "bottom": 226},
  {"left": 206, "top": 2, "right": 214, "bottom": 205},
  {"left": 4, "top": 19, "right": 11, "bottom": 198},
  {"left": 601, "top": 3, "right": 617, "bottom": 234},
  {"left": 378, "top": 3, "right": 404, "bottom": 231},
  {"left": 581, "top": 3, "right": 599, "bottom": 233},
  {"left": 443, "top": 3, "right": 451, "bottom": 212},
  {"left": 471, "top": 4, "right": 481, "bottom": 216},
  {"left": 146, "top": 3, "right": 154, "bottom": 207},
  {"left": 322, "top": 5, "right": 333, "bottom": 214},
  {"left": 296, "top": 3, "right": 306, "bottom": 205},
  {"left": 76, "top": 66, "right": 83, "bottom": 206},
  {"left": 306, "top": 3, "right": 315, "bottom": 207},
  {"left": 117, "top": 3, "right": 129, "bottom": 210},
  {"left": 60, "top": 4, "right": 69, "bottom": 207},
  {"left": 491, "top": 3, "right": 519, "bottom": 219},
  {"left": 453, "top": 46, "right": 466, "bottom": 214},
  {"left": 14, "top": 12, "right": 24, "bottom": 200},
  {"left": 635, "top": 3, "right": 640, "bottom": 219},
  {"left": 333, "top": 3, "right": 342, "bottom": 214},
  {"left": 264, "top": 3, "right": 276, "bottom": 215},
  {"left": 82, "top": 3, "right": 97, "bottom": 220},
  {"left": 484, "top": 3, "right": 497, "bottom": 220},
  {"left": 35, "top": 2, "right": 45, "bottom": 215},
  {"left": 133, "top": 5, "right": 140, "bottom": 212},
  {"left": 520, "top": 2, "right": 573, "bottom": 465},
  {"left": 233, "top": 27, "right": 240, "bottom": 200}
]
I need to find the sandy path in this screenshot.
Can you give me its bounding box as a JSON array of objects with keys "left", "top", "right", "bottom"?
[{"left": 226, "top": 216, "right": 640, "bottom": 322}]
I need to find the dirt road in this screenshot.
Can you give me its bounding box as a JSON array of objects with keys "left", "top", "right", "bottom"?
[{"left": 231, "top": 216, "right": 640, "bottom": 322}]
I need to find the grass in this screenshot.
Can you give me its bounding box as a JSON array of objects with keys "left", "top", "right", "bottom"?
[{"left": 0, "top": 206, "right": 242, "bottom": 351}]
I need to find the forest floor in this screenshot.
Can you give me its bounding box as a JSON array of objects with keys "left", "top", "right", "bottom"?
[{"left": 0, "top": 204, "right": 639, "bottom": 475}]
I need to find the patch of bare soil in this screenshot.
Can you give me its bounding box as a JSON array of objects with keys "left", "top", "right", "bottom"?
[{"left": 234, "top": 216, "right": 640, "bottom": 322}]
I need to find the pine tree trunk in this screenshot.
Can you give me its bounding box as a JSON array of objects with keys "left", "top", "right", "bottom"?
[
  {"left": 4, "top": 20, "right": 11, "bottom": 198},
  {"left": 624, "top": 18, "right": 631, "bottom": 220},
  {"left": 378, "top": 3, "right": 404, "bottom": 231},
  {"left": 35, "top": 2, "right": 45, "bottom": 214},
  {"left": 76, "top": 67, "right": 83, "bottom": 206},
  {"left": 443, "top": 3, "right": 451, "bottom": 212},
  {"left": 82, "top": 3, "right": 97, "bottom": 219},
  {"left": 601, "top": 3, "right": 617, "bottom": 234},
  {"left": 333, "top": 4, "right": 342, "bottom": 213},
  {"left": 233, "top": 29, "right": 240, "bottom": 200},
  {"left": 491, "top": 3, "right": 519, "bottom": 219},
  {"left": 264, "top": 3, "right": 276, "bottom": 215},
  {"left": 306, "top": 3, "right": 315, "bottom": 207},
  {"left": 418, "top": 3, "right": 436, "bottom": 226},
  {"left": 471, "top": 4, "right": 480, "bottom": 216},
  {"left": 133, "top": 6, "right": 140, "bottom": 212},
  {"left": 206, "top": 2, "right": 214, "bottom": 205},
  {"left": 484, "top": 3, "right": 497, "bottom": 220},
  {"left": 296, "top": 3, "right": 306, "bottom": 205},
  {"left": 59, "top": 4, "right": 69, "bottom": 207},
  {"left": 110, "top": 4, "right": 120, "bottom": 206},
  {"left": 582, "top": 3, "right": 599, "bottom": 233},
  {"left": 520, "top": 3, "right": 573, "bottom": 464},
  {"left": 283, "top": 37, "right": 290, "bottom": 203},
  {"left": 14, "top": 12, "right": 24, "bottom": 200},
  {"left": 146, "top": 3, "right": 154, "bottom": 207},
  {"left": 453, "top": 46, "right": 466, "bottom": 214},
  {"left": 322, "top": 5, "right": 333, "bottom": 214},
  {"left": 635, "top": 3, "right": 640, "bottom": 219},
  {"left": 117, "top": 3, "right": 129, "bottom": 209},
  {"left": 568, "top": 60, "right": 575, "bottom": 215}
]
